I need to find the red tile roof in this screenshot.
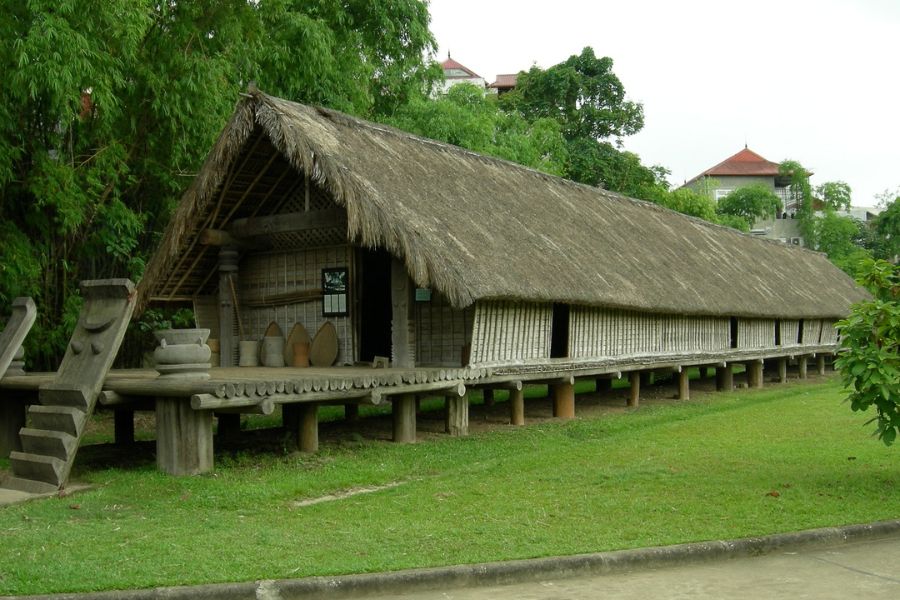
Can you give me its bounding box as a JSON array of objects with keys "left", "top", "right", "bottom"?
[
  {"left": 700, "top": 147, "right": 781, "bottom": 177},
  {"left": 441, "top": 56, "right": 481, "bottom": 79}
]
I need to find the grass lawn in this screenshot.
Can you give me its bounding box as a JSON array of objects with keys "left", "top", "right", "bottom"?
[{"left": 0, "top": 375, "right": 897, "bottom": 595}]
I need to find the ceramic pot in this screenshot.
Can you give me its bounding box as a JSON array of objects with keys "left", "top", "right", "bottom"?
[{"left": 152, "top": 328, "right": 212, "bottom": 379}]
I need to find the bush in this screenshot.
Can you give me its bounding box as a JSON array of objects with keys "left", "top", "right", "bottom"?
[{"left": 835, "top": 259, "right": 900, "bottom": 445}]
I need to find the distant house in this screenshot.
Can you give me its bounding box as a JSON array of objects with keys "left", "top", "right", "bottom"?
[
  {"left": 683, "top": 146, "right": 808, "bottom": 245},
  {"left": 439, "top": 54, "right": 485, "bottom": 94},
  {"left": 488, "top": 73, "right": 518, "bottom": 95}
]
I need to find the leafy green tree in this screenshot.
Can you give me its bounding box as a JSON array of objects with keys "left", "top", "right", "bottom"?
[
  {"left": 816, "top": 181, "right": 852, "bottom": 212},
  {"left": 872, "top": 196, "right": 900, "bottom": 262},
  {"left": 0, "top": 0, "right": 437, "bottom": 369},
  {"left": 780, "top": 159, "right": 814, "bottom": 238},
  {"left": 835, "top": 259, "right": 900, "bottom": 445},
  {"left": 499, "top": 47, "right": 663, "bottom": 197},
  {"left": 388, "top": 84, "right": 569, "bottom": 176},
  {"left": 504, "top": 47, "right": 644, "bottom": 142},
  {"left": 715, "top": 184, "right": 782, "bottom": 229}
]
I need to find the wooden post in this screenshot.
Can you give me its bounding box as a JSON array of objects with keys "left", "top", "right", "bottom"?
[
  {"left": 552, "top": 382, "right": 575, "bottom": 419},
  {"left": 716, "top": 365, "right": 733, "bottom": 392},
  {"left": 390, "top": 259, "right": 415, "bottom": 368},
  {"left": 218, "top": 247, "right": 239, "bottom": 367},
  {"left": 392, "top": 394, "right": 416, "bottom": 443},
  {"left": 595, "top": 378, "right": 612, "bottom": 393},
  {"left": 0, "top": 393, "right": 28, "bottom": 455},
  {"left": 344, "top": 403, "right": 359, "bottom": 422},
  {"left": 299, "top": 404, "right": 319, "bottom": 453},
  {"left": 445, "top": 394, "right": 469, "bottom": 436},
  {"left": 748, "top": 361, "right": 764, "bottom": 389},
  {"left": 628, "top": 372, "right": 640, "bottom": 407},
  {"left": 798, "top": 355, "right": 808, "bottom": 379},
  {"left": 216, "top": 413, "right": 241, "bottom": 440},
  {"left": 156, "top": 398, "right": 213, "bottom": 476},
  {"left": 816, "top": 354, "right": 826, "bottom": 375},
  {"left": 778, "top": 358, "right": 788, "bottom": 383},
  {"left": 483, "top": 388, "right": 495, "bottom": 407},
  {"left": 678, "top": 369, "right": 690, "bottom": 401},
  {"left": 114, "top": 409, "right": 135, "bottom": 446},
  {"left": 510, "top": 388, "right": 525, "bottom": 426}
]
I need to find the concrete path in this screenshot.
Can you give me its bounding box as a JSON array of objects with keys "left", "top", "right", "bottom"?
[{"left": 379, "top": 536, "right": 900, "bottom": 600}]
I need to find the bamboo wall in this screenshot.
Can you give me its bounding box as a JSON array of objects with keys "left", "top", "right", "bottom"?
[
  {"left": 569, "top": 307, "right": 730, "bottom": 357},
  {"left": 737, "top": 318, "right": 775, "bottom": 349},
  {"left": 239, "top": 246, "right": 354, "bottom": 364},
  {"left": 468, "top": 301, "right": 840, "bottom": 368},
  {"left": 415, "top": 291, "right": 474, "bottom": 366},
  {"left": 469, "top": 301, "right": 551, "bottom": 365}
]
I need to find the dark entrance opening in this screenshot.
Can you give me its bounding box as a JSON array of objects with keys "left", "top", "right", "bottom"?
[
  {"left": 797, "top": 319, "right": 804, "bottom": 344},
  {"left": 775, "top": 319, "right": 782, "bottom": 346},
  {"left": 358, "top": 248, "right": 392, "bottom": 363},
  {"left": 730, "top": 317, "right": 738, "bottom": 349},
  {"left": 550, "top": 303, "right": 570, "bottom": 358}
]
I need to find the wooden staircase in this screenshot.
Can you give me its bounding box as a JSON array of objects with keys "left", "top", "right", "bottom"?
[{"left": 1, "top": 280, "right": 135, "bottom": 494}]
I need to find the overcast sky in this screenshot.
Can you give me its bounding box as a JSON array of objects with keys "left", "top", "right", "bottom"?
[{"left": 428, "top": 0, "right": 899, "bottom": 206}]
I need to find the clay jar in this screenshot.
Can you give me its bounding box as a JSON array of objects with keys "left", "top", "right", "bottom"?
[{"left": 153, "top": 328, "right": 212, "bottom": 379}]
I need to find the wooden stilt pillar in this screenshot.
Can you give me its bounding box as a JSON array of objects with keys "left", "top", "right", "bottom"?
[
  {"left": 299, "top": 404, "right": 319, "bottom": 453},
  {"left": 628, "top": 372, "right": 640, "bottom": 407},
  {"left": 216, "top": 413, "right": 241, "bottom": 440},
  {"left": 156, "top": 398, "right": 213, "bottom": 476},
  {"left": 816, "top": 354, "right": 826, "bottom": 376},
  {"left": 778, "top": 358, "right": 788, "bottom": 383},
  {"left": 392, "top": 394, "right": 416, "bottom": 443},
  {"left": 716, "top": 365, "right": 733, "bottom": 391},
  {"left": 798, "top": 355, "right": 808, "bottom": 379},
  {"left": 445, "top": 394, "right": 469, "bottom": 436},
  {"left": 510, "top": 388, "right": 525, "bottom": 426},
  {"left": 552, "top": 382, "right": 575, "bottom": 419},
  {"left": 483, "top": 388, "right": 495, "bottom": 407},
  {"left": 114, "top": 409, "right": 135, "bottom": 446},
  {"left": 678, "top": 369, "right": 690, "bottom": 401},
  {"left": 218, "top": 248, "right": 239, "bottom": 368},
  {"left": 0, "top": 393, "right": 28, "bottom": 456},
  {"left": 344, "top": 403, "right": 359, "bottom": 422},
  {"left": 596, "top": 378, "right": 612, "bottom": 393},
  {"left": 747, "top": 361, "right": 764, "bottom": 389}
]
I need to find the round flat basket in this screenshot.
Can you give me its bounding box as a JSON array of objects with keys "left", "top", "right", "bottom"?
[
  {"left": 284, "top": 322, "right": 312, "bottom": 366},
  {"left": 309, "top": 321, "right": 338, "bottom": 367}
]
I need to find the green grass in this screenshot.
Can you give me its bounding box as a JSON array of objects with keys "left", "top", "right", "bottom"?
[{"left": 1, "top": 376, "right": 897, "bottom": 595}]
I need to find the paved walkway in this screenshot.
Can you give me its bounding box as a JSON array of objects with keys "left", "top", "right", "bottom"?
[{"left": 377, "top": 536, "right": 900, "bottom": 600}]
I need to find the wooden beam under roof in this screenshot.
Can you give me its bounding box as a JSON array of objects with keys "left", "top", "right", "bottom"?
[{"left": 229, "top": 207, "right": 345, "bottom": 239}]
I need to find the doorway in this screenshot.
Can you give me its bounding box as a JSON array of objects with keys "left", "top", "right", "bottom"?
[{"left": 358, "top": 248, "right": 392, "bottom": 363}]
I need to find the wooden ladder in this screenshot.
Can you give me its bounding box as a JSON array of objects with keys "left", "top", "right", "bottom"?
[{"left": 2, "top": 280, "right": 135, "bottom": 494}]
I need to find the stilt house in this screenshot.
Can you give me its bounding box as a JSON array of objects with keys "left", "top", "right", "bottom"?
[{"left": 137, "top": 90, "right": 865, "bottom": 377}]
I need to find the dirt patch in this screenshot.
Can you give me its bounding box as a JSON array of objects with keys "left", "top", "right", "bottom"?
[{"left": 291, "top": 481, "right": 406, "bottom": 507}]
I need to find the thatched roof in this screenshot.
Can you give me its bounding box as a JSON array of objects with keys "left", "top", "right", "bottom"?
[{"left": 137, "top": 90, "right": 866, "bottom": 319}]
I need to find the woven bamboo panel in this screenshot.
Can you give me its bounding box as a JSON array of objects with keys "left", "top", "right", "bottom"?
[
  {"left": 470, "top": 301, "right": 551, "bottom": 365},
  {"left": 570, "top": 307, "right": 730, "bottom": 358},
  {"left": 192, "top": 296, "right": 220, "bottom": 339},
  {"left": 803, "top": 319, "right": 823, "bottom": 345},
  {"left": 415, "top": 291, "right": 474, "bottom": 366},
  {"left": 737, "top": 318, "right": 775, "bottom": 349},
  {"left": 820, "top": 320, "right": 839, "bottom": 344},
  {"left": 780, "top": 319, "right": 801, "bottom": 346},
  {"left": 239, "top": 246, "right": 354, "bottom": 363}
]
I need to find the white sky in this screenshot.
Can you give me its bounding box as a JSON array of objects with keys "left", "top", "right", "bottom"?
[{"left": 428, "top": 0, "right": 900, "bottom": 206}]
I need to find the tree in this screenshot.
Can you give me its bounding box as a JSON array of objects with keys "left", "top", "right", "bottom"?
[
  {"left": 715, "top": 184, "right": 782, "bottom": 229},
  {"left": 872, "top": 195, "right": 900, "bottom": 263},
  {"left": 812, "top": 212, "right": 872, "bottom": 277},
  {"left": 503, "top": 47, "right": 643, "bottom": 142},
  {"left": 0, "top": 0, "right": 437, "bottom": 369},
  {"left": 835, "top": 259, "right": 900, "bottom": 445},
  {"left": 816, "top": 181, "right": 852, "bottom": 212},
  {"left": 388, "top": 84, "right": 569, "bottom": 177}
]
